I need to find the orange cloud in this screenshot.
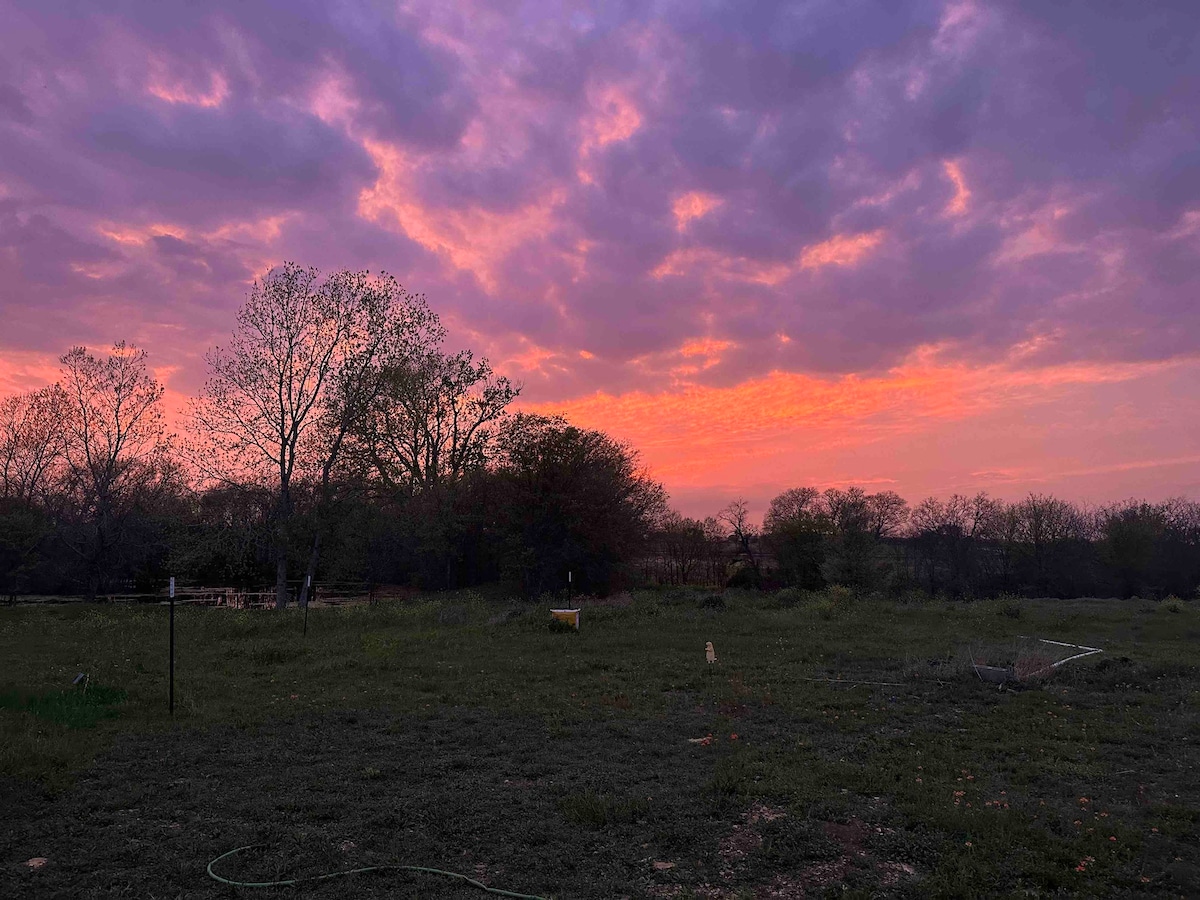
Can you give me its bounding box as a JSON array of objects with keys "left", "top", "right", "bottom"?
[
  {"left": 575, "top": 84, "right": 642, "bottom": 185},
  {"left": 678, "top": 337, "right": 732, "bottom": 358},
  {"left": 672, "top": 191, "right": 722, "bottom": 229},
  {"left": 0, "top": 350, "right": 62, "bottom": 397},
  {"left": 520, "top": 347, "right": 1196, "bottom": 488},
  {"left": 799, "top": 229, "right": 885, "bottom": 269},
  {"left": 358, "top": 139, "right": 565, "bottom": 291},
  {"left": 942, "top": 159, "right": 971, "bottom": 216},
  {"left": 652, "top": 230, "right": 884, "bottom": 284},
  {"left": 583, "top": 85, "right": 642, "bottom": 150},
  {"left": 146, "top": 62, "right": 229, "bottom": 108}
]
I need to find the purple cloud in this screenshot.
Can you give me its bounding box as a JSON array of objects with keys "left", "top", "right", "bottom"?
[{"left": 0, "top": 0, "right": 1196, "bottom": 406}]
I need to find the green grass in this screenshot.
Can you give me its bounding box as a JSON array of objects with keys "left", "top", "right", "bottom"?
[
  {"left": 0, "top": 683, "right": 126, "bottom": 729},
  {"left": 1, "top": 589, "right": 1198, "bottom": 897}
]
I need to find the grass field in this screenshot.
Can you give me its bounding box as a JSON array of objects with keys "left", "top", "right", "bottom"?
[{"left": 2, "top": 589, "right": 1198, "bottom": 898}]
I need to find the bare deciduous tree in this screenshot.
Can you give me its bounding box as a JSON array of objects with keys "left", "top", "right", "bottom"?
[
  {"left": 0, "top": 385, "right": 67, "bottom": 505},
  {"left": 57, "top": 342, "right": 170, "bottom": 598},
  {"left": 361, "top": 347, "right": 518, "bottom": 495},
  {"left": 718, "top": 497, "right": 760, "bottom": 581},
  {"left": 191, "top": 262, "right": 441, "bottom": 608}
]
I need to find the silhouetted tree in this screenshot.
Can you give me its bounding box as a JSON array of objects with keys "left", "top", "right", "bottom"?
[
  {"left": 719, "top": 498, "right": 761, "bottom": 586},
  {"left": 191, "top": 263, "right": 440, "bottom": 608},
  {"left": 762, "top": 487, "right": 828, "bottom": 589},
  {"left": 56, "top": 343, "right": 174, "bottom": 598},
  {"left": 360, "top": 348, "right": 518, "bottom": 495},
  {"left": 0, "top": 387, "right": 66, "bottom": 600},
  {"left": 493, "top": 414, "right": 666, "bottom": 596}
]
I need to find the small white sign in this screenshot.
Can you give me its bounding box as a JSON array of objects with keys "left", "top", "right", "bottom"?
[{"left": 169, "top": 577, "right": 175, "bottom": 599}]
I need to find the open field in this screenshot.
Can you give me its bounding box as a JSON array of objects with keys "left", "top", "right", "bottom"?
[{"left": 2, "top": 590, "right": 1198, "bottom": 898}]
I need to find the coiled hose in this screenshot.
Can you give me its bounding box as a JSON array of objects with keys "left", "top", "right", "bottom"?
[{"left": 206, "top": 844, "right": 550, "bottom": 899}]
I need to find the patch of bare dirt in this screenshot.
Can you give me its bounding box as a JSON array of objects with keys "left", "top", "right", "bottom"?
[
  {"left": 745, "top": 802, "right": 787, "bottom": 825},
  {"left": 877, "top": 860, "right": 919, "bottom": 887},
  {"left": 718, "top": 823, "right": 763, "bottom": 862},
  {"left": 755, "top": 873, "right": 809, "bottom": 898}
]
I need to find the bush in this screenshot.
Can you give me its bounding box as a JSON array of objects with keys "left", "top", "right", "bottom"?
[
  {"left": 726, "top": 565, "right": 761, "bottom": 589},
  {"left": 1162, "top": 595, "right": 1185, "bottom": 614},
  {"left": 826, "top": 584, "right": 854, "bottom": 607}
]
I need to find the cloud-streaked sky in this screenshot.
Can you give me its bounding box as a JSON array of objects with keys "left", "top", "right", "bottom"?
[{"left": 2, "top": 0, "right": 1198, "bottom": 518}]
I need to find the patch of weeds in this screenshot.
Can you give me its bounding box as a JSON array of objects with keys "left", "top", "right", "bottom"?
[
  {"left": 701, "top": 592, "right": 726, "bottom": 611},
  {"left": 0, "top": 684, "right": 126, "bottom": 729},
  {"left": 826, "top": 584, "right": 855, "bottom": 606},
  {"left": 1161, "top": 595, "right": 1185, "bottom": 614},
  {"left": 547, "top": 616, "right": 578, "bottom": 634},
  {"left": 558, "top": 790, "right": 650, "bottom": 828},
  {"left": 706, "top": 752, "right": 754, "bottom": 799}
]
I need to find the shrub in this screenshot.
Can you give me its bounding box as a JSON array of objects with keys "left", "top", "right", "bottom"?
[
  {"left": 1162, "top": 595, "right": 1185, "bottom": 614},
  {"left": 826, "top": 584, "right": 854, "bottom": 607}
]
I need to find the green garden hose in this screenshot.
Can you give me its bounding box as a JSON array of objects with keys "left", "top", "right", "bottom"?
[{"left": 206, "top": 844, "right": 549, "bottom": 899}]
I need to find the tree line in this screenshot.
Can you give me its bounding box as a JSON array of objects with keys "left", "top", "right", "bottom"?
[
  {"left": 0, "top": 263, "right": 665, "bottom": 605},
  {"left": 3, "top": 262, "right": 1197, "bottom": 605},
  {"left": 644, "top": 487, "right": 1200, "bottom": 600}
]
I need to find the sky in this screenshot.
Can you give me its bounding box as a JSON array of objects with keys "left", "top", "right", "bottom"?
[{"left": 1, "top": 0, "right": 1198, "bottom": 520}]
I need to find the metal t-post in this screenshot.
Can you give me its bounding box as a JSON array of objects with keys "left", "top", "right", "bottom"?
[
  {"left": 168, "top": 576, "right": 175, "bottom": 716},
  {"left": 303, "top": 574, "right": 311, "bottom": 637}
]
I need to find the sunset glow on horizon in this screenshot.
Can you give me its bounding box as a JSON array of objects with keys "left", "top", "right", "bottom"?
[{"left": 2, "top": 0, "right": 1198, "bottom": 521}]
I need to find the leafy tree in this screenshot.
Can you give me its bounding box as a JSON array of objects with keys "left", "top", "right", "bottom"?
[
  {"left": 493, "top": 414, "right": 666, "bottom": 597},
  {"left": 762, "top": 487, "right": 828, "bottom": 589},
  {"left": 1099, "top": 500, "right": 1169, "bottom": 597}
]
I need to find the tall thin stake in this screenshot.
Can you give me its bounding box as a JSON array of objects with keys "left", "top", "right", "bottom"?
[
  {"left": 303, "top": 574, "right": 311, "bottom": 637},
  {"left": 168, "top": 576, "right": 175, "bottom": 716}
]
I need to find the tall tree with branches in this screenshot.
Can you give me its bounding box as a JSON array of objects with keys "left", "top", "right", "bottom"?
[
  {"left": 0, "top": 385, "right": 68, "bottom": 600},
  {"left": 57, "top": 342, "right": 171, "bottom": 598},
  {"left": 361, "top": 348, "right": 519, "bottom": 496},
  {"left": 191, "top": 262, "right": 441, "bottom": 608}
]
